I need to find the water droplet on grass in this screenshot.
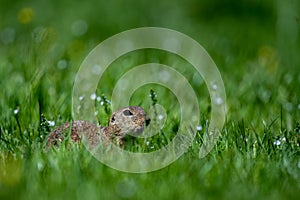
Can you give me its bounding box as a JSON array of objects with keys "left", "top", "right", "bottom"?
[
  {"left": 196, "top": 125, "right": 202, "bottom": 131},
  {"left": 96, "top": 96, "right": 101, "bottom": 102},
  {"left": 14, "top": 108, "right": 19, "bottom": 115},
  {"left": 212, "top": 84, "right": 217, "bottom": 91},
  {"left": 158, "top": 114, "right": 164, "bottom": 120},
  {"left": 47, "top": 121, "right": 55, "bottom": 126},
  {"left": 215, "top": 97, "right": 223, "bottom": 105},
  {"left": 274, "top": 140, "right": 281, "bottom": 146},
  {"left": 90, "top": 93, "right": 96, "bottom": 100}
]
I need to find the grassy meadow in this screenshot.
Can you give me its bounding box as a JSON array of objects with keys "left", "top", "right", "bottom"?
[{"left": 0, "top": 0, "right": 299, "bottom": 199}]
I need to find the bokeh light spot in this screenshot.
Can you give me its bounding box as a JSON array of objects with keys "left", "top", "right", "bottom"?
[
  {"left": 72, "top": 20, "right": 88, "bottom": 36},
  {"left": 18, "top": 7, "right": 34, "bottom": 24},
  {"left": 0, "top": 27, "right": 15, "bottom": 44}
]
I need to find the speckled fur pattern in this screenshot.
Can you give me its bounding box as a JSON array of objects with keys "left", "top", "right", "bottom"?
[{"left": 46, "top": 106, "right": 150, "bottom": 148}]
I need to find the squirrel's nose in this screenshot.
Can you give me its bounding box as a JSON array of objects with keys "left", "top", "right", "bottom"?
[{"left": 145, "top": 115, "right": 151, "bottom": 126}]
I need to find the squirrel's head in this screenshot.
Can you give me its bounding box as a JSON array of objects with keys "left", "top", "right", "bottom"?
[{"left": 109, "top": 106, "right": 150, "bottom": 138}]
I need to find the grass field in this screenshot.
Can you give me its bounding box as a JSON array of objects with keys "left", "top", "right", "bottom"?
[{"left": 1, "top": 0, "right": 300, "bottom": 199}]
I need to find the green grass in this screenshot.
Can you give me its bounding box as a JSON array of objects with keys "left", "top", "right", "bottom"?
[{"left": 1, "top": 0, "right": 300, "bottom": 199}]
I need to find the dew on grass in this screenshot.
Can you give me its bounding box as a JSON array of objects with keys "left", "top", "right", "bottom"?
[
  {"left": 158, "top": 114, "right": 164, "bottom": 120},
  {"left": 47, "top": 121, "right": 55, "bottom": 126},
  {"left": 79, "top": 96, "right": 84, "bottom": 101},
  {"left": 71, "top": 20, "right": 88, "bottom": 36},
  {"left": 212, "top": 83, "right": 217, "bottom": 91},
  {"left": 274, "top": 140, "right": 281, "bottom": 146},
  {"left": 214, "top": 97, "right": 223, "bottom": 105},
  {"left": 14, "top": 108, "right": 19, "bottom": 115},
  {"left": 297, "top": 104, "right": 300, "bottom": 110},
  {"left": 0, "top": 27, "right": 15, "bottom": 44},
  {"left": 146, "top": 141, "right": 150, "bottom": 146},
  {"left": 90, "top": 93, "right": 96, "bottom": 100},
  {"left": 94, "top": 111, "right": 98, "bottom": 116},
  {"left": 196, "top": 125, "right": 203, "bottom": 131},
  {"left": 96, "top": 96, "right": 101, "bottom": 102}
]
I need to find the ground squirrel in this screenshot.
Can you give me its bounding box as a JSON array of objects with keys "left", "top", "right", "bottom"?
[{"left": 47, "top": 106, "right": 150, "bottom": 148}]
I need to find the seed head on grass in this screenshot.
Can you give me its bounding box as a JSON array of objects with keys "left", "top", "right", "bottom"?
[
  {"left": 100, "top": 94, "right": 111, "bottom": 116},
  {"left": 149, "top": 89, "right": 157, "bottom": 106},
  {"left": 39, "top": 114, "right": 51, "bottom": 142}
]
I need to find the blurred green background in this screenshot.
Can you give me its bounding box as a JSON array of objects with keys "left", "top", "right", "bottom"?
[
  {"left": 0, "top": 0, "right": 299, "bottom": 199},
  {"left": 1, "top": 0, "right": 299, "bottom": 120}
]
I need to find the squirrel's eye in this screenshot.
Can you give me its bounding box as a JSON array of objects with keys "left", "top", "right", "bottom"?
[{"left": 123, "top": 110, "right": 133, "bottom": 116}]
